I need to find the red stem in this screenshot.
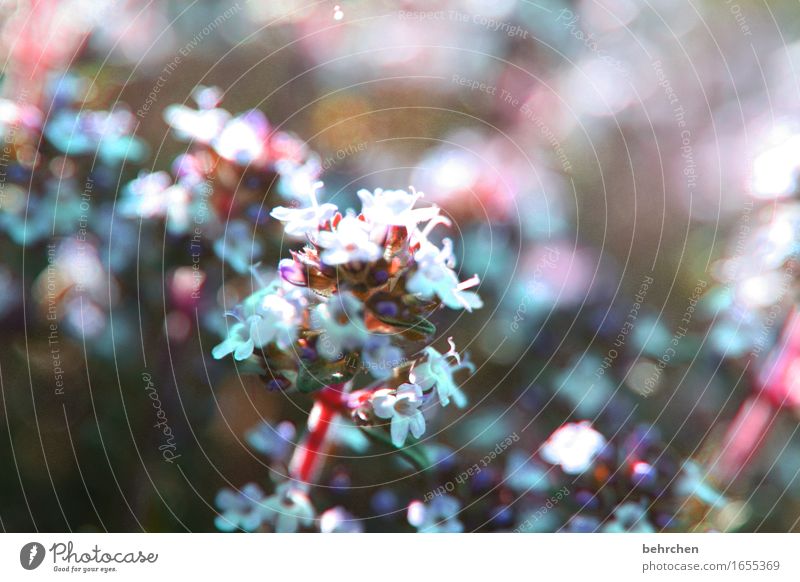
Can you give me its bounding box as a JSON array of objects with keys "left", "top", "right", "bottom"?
[
  {"left": 714, "top": 307, "right": 800, "bottom": 484},
  {"left": 290, "top": 383, "right": 347, "bottom": 485}
]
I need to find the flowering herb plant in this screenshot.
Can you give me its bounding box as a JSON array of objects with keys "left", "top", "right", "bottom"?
[{"left": 209, "top": 159, "right": 482, "bottom": 530}]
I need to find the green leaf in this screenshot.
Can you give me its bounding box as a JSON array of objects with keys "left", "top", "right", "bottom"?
[
  {"left": 377, "top": 313, "right": 436, "bottom": 340},
  {"left": 295, "top": 359, "right": 357, "bottom": 394},
  {"left": 358, "top": 426, "right": 431, "bottom": 473}
]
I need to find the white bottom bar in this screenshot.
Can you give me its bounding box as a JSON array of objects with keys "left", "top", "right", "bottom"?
[{"left": 1, "top": 533, "right": 798, "bottom": 580}]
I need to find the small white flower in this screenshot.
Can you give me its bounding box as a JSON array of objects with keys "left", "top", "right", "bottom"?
[
  {"left": 260, "top": 482, "right": 315, "bottom": 533},
  {"left": 212, "top": 283, "right": 306, "bottom": 361},
  {"left": 276, "top": 156, "right": 323, "bottom": 203},
  {"left": 213, "top": 109, "right": 270, "bottom": 165},
  {"left": 163, "top": 88, "right": 230, "bottom": 145},
  {"left": 270, "top": 182, "right": 338, "bottom": 237},
  {"left": 248, "top": 293, "right": 301, "bottom": 350},
  {"left": 362, "top": 335, "right": 405, "bottom": 379},
  {"left": 540, "top": 421, "right": 606, "bottom": 474},
  {"left": 120, "top": 172, "right": 196, "bottom": 234},
  {"left": 371, "top": 383, "right": 426, "bottom": 447},
  {"left": 410, "top": 338, "right": 473, "bottom": 408},
  {"left": 407, "top": 238, "right": 482, "bottom": 311},
  {"left": 357, "top": 187, "right": 440, "bottom": 228},
  {"left": 310, "top": 292, "right": 369, "bottom": 360},
  {"left": 316, "top": 213, "right": 383, "bottom": 265}
]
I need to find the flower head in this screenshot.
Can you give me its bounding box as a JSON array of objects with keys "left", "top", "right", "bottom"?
[
  {"left": 214, "top": 483, "right": 269, "bottom": 532},
  {"left": 407, "top": 238, "right": 482, "bottom": 311},
  {"left": 410, "top": 338, "right": 474, "bottom": 408},
  {"left": 270, "top": 182, "right": 338, "bottom": 237},
  {"left": 260, "top": 482, "right": 316, "bottom": 533},
  {"left": 120, "top": 171, "right": 201, "bottom": 235},
  {"left": 213, "top": 109, "right": 270, "bottom": 165},
  {"left": 371, "top": 383, "right": 426, "bottom": 447},
  {"left": 356, "top": 187, "right": 440, "bottom": 228},
  {"left": 317, "top": 212, "right": 383, "bottom": 266},
  {"left": 212, "top": 282, "right": 306, "bottom": 361},
  {"left": 310, "top": 291, "right": 369, "bottom": 360},
  {"left": 540, "top": 421, "right": 607, "bottom": 474},
  {"left": 164, "top": 86, "right": 230, "bottom": 144}
]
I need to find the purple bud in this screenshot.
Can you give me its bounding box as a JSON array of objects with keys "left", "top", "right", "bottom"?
[
  {"left": 266, "top": 376, "right": 291, "bottom": 392},
  {"left": 375, "top": 300, "right": 398, "bottom": 318},
  {"left": 279, "top": 258, "right": 307, "bottom": 286}
]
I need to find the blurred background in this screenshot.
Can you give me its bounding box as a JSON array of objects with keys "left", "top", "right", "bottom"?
[{"left": 3, "top": 0, "right": 800, "bottom": 532}]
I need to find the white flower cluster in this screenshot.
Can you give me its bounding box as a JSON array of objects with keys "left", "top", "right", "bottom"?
[
  {"left": 368, "top": 339, "right": 475, "bottom": 447},
  {"left": 271, "top": 186, "right": 483, "bottom": 311},
  {"left": 212, "top": 279, "right": 308, "bottom": 361}
]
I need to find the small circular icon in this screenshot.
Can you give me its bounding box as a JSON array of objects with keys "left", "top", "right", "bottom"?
[{"left": 20, "top": 542, "right": 45, "bottom": 570}]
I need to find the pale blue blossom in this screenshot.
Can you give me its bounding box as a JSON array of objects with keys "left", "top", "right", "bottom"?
[
  {"left": 212, "top": 283, "right": 307, "bottom": 361},
  {"left": 408, "top": 495, "right": 463, "bottom": 533},
  {"left": 676, "top": 460, "right": 728, "bottom": 509},
  {"left": 362, "top": 334, "right": 405, "bottom": 379},
  {"left": 410, "top": 339, "right": 473, "bottom": 408},
  {"left": 214, "top": 220, "right": 263, "bottom": 274},
  {"left": 407, "top": 238, "right": 482, "bottom": 311},
  {"left": 276, "top": 156, "right": 323, "bottom": 202},
  {"left": 44, "top": 107, "right": 146, "bottom": 164},
  {"left": 214, "top": 483, "right": 269, "bottom": 532},
  {"left": 260, "top": 482, "right": 315, "bottom": 533},
  {"left": 246, "top": 420, "right": 296, "bottom": 462},
  {"left": 372, "top": 383, "right": 426, "bottom": 447},
  {"left": 504, "top": 450, "right": 551, "bottom": 493},
  {"left": 119, "top": 172, "right": 200, "bottom": 235},
  {"left": 602, "top": 501, "right": 656, "bottom": 533},
  {"left": 310, "top": 292, "right": 369, "bottom": 360}
]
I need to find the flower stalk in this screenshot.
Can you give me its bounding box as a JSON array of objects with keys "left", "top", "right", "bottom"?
[{"left": 290, "top": 383, "right": 347, "bottom": 485}]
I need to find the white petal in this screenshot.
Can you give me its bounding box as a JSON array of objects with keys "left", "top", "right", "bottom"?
[{"left": 390, "top": 416, "right": 411, "bottom": 447}]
